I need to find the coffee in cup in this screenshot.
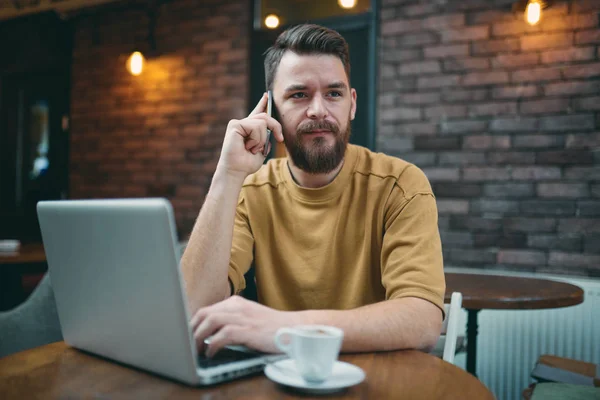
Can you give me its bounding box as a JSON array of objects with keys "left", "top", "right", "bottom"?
[{"left": 274, "top": 325, "right": 344, "bottom": 383}]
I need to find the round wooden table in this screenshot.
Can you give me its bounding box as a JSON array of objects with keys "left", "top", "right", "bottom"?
[
  {"left": 0, "top": 342, "right": 494, "bottom": 399},
  {"left": 445, "top": 272, "right": 584, "bottom": 376},
  {"left": 0, "top": 243, "right": 47, "bottom": 310}
]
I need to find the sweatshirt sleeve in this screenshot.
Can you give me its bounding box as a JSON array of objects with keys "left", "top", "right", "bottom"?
[
  {"left": 380, "top": 166, "right": 446, "bottom": 316},
  {"left": 228, "top": 191, "right": 255, "bottom": 295}
]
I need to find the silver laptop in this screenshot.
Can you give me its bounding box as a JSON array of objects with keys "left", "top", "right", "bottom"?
[{"left": 37, "top": 198, "right": 279, "bottom": 385}]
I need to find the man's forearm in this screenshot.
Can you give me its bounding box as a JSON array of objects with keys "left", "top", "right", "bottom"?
[
  {"left": 296, "top": 297, "right": 442, "bottom": 352},
  {"left": 181, "top": 169, "right": 245, "bottom": 313}
]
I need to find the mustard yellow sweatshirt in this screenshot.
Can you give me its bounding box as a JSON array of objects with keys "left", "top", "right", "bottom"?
[{"left": 228, "top": 144, "right": 445, "bottom": 313}]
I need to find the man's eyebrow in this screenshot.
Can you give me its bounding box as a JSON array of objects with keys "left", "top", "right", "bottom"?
[
  {"left": 283, "top": 84, "right": 307, "bottom": 93},
  {"left": 328, "top": 81, "right": 348, "bottom": 90},
  {"left": 283, "top": 82, "right": 349, "bottom": 92}
]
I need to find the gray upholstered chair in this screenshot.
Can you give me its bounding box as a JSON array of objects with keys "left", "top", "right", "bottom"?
[{"left": 0, "top": 273, "right": 62, "bottom": 358}]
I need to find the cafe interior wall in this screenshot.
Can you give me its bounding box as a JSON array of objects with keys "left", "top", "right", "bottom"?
[
  {"left": 379, "top": 0, "right": 600, "bottom": 278},
  {"left": 68, "top": 0, "right": 250, "bottom": 237},
  {"left": 7, "top": 0, "right": 595, "bottom": 276}
]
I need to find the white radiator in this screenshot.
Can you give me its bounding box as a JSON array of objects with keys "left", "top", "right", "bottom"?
[{"left": 448, "top": 268, "right": 600, "bottom": 400}]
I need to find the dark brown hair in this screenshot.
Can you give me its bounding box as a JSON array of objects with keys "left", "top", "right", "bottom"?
[{"left": 263, "top": 24, "right": 351, "bottom": 91}]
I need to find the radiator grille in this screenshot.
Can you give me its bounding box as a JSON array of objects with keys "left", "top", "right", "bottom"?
[{"left": 449, "top": 270, "right": 600, "bottom": 400}]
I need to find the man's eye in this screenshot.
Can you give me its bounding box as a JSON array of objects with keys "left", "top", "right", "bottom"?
[
  {"left": 329, "top": 91, "right": 342, "bottom": 97},
  {"left": 291, "top": 93, "right": 306, "bottom": 99}
]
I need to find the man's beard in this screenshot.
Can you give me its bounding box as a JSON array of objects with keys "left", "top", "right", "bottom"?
[{"left": 284, "top": 117, "right": 351, "bottom": 174}]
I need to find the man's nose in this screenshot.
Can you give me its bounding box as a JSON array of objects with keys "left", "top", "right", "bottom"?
[{"left": 306, "top": 96, "right": 328, "bottom": 119}]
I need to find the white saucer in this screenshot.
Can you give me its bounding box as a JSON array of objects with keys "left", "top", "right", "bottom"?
[{"left": 264, "top": 359, "right": 365, "bottom": 394}]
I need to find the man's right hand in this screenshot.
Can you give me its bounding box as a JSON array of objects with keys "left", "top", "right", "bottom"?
[{"left": 216, "top": 93, "right": 284, "bottom": 181}]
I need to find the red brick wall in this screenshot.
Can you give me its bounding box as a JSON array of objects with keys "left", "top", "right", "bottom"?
[
  {"left": 69, "top": 0, "right": 249, "bottom": 236},
  {"left": 379, "top": 0, "right": 600, "bottom": 276},
  {"left": 68, "top": 0, "right": 598, "bottom": 275}
]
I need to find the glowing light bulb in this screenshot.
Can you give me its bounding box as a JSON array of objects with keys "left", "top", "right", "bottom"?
[
  {"left": 338, "top": 0, "right": 357, "bottom": 9},
  {"left": 525, "top": 0, "right": 542, "bottom": 26},
  {"left": 127, "top": 51, "right": 144, "bottom": 76},
  {"left": 265, "top": 14, "right": 280, "bottom": 29}
]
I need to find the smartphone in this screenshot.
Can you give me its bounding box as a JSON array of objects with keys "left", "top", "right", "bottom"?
[{"left": 263, "top": 90, "right": 273, "bottom": 156}]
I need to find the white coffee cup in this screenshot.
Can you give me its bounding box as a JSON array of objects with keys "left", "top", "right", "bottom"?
[{"left": 274, "top": 325, "right": 344, "bottom": 383}]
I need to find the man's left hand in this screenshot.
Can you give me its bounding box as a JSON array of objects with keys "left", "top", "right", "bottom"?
[{"left": 190, "top": 296, "right": 301, "bottom": 357}]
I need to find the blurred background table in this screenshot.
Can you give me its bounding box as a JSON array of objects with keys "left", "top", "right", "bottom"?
[
  {"left": 445, "top": 272, "right": 584, "bottom": 376},
  {"left": 0, "top": 243, "right": 47, "bottom": 311}
]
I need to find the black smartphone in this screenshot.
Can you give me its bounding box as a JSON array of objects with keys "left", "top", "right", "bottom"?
[{"left": 263, "top": 90, "right": 273, "bottom": 156}]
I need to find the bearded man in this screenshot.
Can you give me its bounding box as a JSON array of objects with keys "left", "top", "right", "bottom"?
[{"left": 181, "top": 24, "right": 445, "bottom": 357}]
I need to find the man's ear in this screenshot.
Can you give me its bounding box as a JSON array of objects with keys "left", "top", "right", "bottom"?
[{"left": 350, "top": 88, "right": 357, "bottom": 121}]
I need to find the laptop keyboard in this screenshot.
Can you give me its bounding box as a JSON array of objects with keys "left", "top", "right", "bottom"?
[{"left": 197, "top": 347, "right": 263, "bottom": 368}]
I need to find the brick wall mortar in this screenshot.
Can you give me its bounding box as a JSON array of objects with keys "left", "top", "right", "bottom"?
[{"left": 380, "top": 0, "right": 600, "bottom": 277}]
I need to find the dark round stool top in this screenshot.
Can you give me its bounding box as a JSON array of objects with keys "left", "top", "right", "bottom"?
[{"left": 444, "top": 272, "right": 584, "bottom": 310}]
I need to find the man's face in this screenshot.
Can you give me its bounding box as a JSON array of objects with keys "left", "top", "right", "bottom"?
[{"left": 272, "top": 52, "right": 357, "bottom": 174}]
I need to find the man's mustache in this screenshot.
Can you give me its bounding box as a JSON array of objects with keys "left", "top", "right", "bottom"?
[{"left": 296, "top": 120, "right": 340, "bottom": 135}]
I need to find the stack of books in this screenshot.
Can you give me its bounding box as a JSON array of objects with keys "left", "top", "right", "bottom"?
[{"left": 532, "top": 355, "right": 599, "bottom": 387}]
